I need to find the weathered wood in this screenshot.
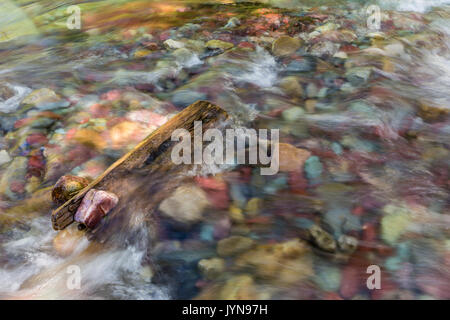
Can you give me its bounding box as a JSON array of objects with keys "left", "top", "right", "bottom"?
[{"left": 51, "top": 101, "right": 229, "bottom": 230}]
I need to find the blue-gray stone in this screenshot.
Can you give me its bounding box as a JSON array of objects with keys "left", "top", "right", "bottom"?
[
  {"left": 304, "top": 156, "right": 323, "bottom": 180},
  {"left": 171, "top": 90, "right": 207, "bottom": 107}
]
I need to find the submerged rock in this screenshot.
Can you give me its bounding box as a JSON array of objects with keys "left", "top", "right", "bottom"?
[
  {"left": 0, "top": 156, "right": 27, "bottom": 200},
  {"left": 206, "top": 40, "right": 234, "bottom": 50},
  {"left": 217, "top": 235, "right": 255, "bottom": 257},
  {"left": 224, "top": 17, "right": 240, "bottom": 29},
  {"left": 159, "top": 184, "right": 210, "bottom": 225},
  {"left": 234, "top": 239, "right": 313, "bottom": 285},
  {"left": 308, "top": 224, "right": 337, "bottom": 252},
  {"left": 272, "top": 36, "right": 302, "bottom": 57},
  {"left": 278, "top": 143, "right": 311, "bottom": 172},
  {"left": 21, "top": 88, "right": 69, "bottom": 110},
  {"left": 309, "top": 41, "right": 340, "bottom": 57},
  {"left": 304, "top": 156, "right": 323, "bottom": 181},
  {"left": 172, "top": 47, "right": 201, "bottom": 67},
  {"left": 381, "top": 204, "right": 412, "bottom": 245},
  {"left": 52, "top": 175, "right": 90, "bottom": 206},
  {"left": 279, "top": 76, "right": 304, "bottom": 99},
  {"left": 73, "top": 128, "right": 107, "bottom": 151},
  {"left": 282, "top": 106, "right": 305, "bottom": 121},
  {"left": 0, "top": 149, "right": 11, "bottom": 166},
  {"left": 163, "top": 39, "right": 185, "bottom": 50},
  {"left": 338, "top": 235, "right": 358, "bottom": 254},
  {"left": 74, "top": 189, "right": 119, "bottom": 229},
  {"left": 198, "top": 257, "right": 226, "bottom": 280},
  {"left": 0, "top": 83, "right": 15, "bottom": 100},
  {"left": 171, "top": 90, "right": 207, "bottom": 107},
  {"left": 286, "top": 58, "right": 316, "bottom": 73},
  {"left": 345, "top": 67, "right": 372, "bottom": 86}
]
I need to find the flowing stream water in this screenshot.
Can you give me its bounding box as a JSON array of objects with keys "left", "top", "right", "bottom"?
[{"left": 0, "top": 0, "right": 449, "bottom": 299}]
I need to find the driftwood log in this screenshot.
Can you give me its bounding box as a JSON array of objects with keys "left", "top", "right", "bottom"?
[{"left": 51, "top": 101, "right": 229, "bottom": 233}]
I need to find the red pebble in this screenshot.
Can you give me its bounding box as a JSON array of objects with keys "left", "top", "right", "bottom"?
[
  {"left": 10, "top": 181, "right": 25, "bottom": 194},
  {"left": 288, "top": 171, "right": 307, "bottom": 194},
  {"left": 352, "top": 206, "right": 364, "bottom": 216},
  {"left": 195, "top": 176, "right": 227, "bottom": 191},
  {"left": 14, "top": 118, "right": 33, "bottom": 129},
  {"left": 74, "top": 189, "right": 119, "bottom": 229},
  {"left": 28, "top": 156, "right": 45, "bottom": 170},
  {"left": 26, "top": 133, "right": 48, "bottom": 147},
  {"left": 159, "top": 31, "right": 170, "bottom": 41},
  {"left": 238, "top": 42, "right": 255, "bottom": 49},
  {"left": 340, "top": 44, "right": 359, "bottom": 53},
  {"left": 206, "top": 189, "right": 229, "bottom": 210},
  {"left": 101, "top": 90, "right": 121, "bottom": 101},
  {"left": 238, "top": 167, "right": 252, "bottom": 183},
  {"left": 195, "top": 176, "right": 230, "bottom": 209},
  {"left": 339, "top": 258, "right": 364, "bottom": 299},
  {"left": 89, "top": 103, "right": 110, "bottom": 118},
  {"left": 362, "top": 222, "right": 377, "bottom": 243}
]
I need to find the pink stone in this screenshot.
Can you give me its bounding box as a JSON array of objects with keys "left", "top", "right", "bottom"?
[
  {"left": 89, "top": 103, "right": 110, "bottom": 118},
  {"left": 339, "top": 257, "right": 365, "bottom": 299},
  {"left": 238, "top": 42, "right": 255, "bottom": 49},
  {"left": 74, "top": 189, "right": 118, "bottom": 229},
  {"left": 26, "top": 133, "right": 48, "bottom": 147},
  {"left": 101, "top": 90, "right": 121, "bottom": 101},
  {"left": 195, "top": 176, "right": 227, "bottom": 191},
  {"left": 10, "top": 181, "right": 25, "bottom": 194}
]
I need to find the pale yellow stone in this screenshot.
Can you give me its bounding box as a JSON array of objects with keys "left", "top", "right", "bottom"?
[
  {"left": 229, "top": 204, "right": 245, "bottom": 223},
  {"left": 272, "top": 36, "right": 302, "bottom": 57},
  {"left": 245, "top": 197, "right": 262, "bottom": 217}
]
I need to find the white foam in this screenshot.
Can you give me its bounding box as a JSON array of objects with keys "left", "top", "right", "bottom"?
[
  {"left": 378, "top": 0, "right": 450, "bottom": 13},
  {"left": 234, "top": 47, "right": 279, "bottom": 88},
  {"left": 0, "top": 84, "right": 31, "bottom": 113}
]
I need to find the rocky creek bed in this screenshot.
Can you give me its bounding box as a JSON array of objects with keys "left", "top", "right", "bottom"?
[{"left": 0, "top": 0, "right": 449, "bottom": 299}]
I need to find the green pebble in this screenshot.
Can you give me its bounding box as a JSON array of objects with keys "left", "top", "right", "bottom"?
[{"left": 304, "top": 156, "right": 323, "bottom": 180}]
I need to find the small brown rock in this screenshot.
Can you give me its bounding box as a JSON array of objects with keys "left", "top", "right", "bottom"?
[
  {"left": 305, "top": 99, "right": 317, "bottom": 113},
  {"left": 279, "top": 76, "right": 304, "bottom": 99},
  {"left": 419, "top": 100, "right": 449, "bottom": 120},
  {"left": 52, "top": 175, "right": 90, "bottom": 206},
  {"left": 309, "top": 224, "right": 337, "bottom": 252},
  {"left": 198, "top": 257, "right": 226, "bottom": 279},
  {"left": 272, "top": 36, "right": 302, "bottom": 57},
  {"left": 234, "top": 239, "right": 313, "bottom": 285},
  {"left": 73, "top": 129, "right": 107, "bottom": 151},
  {"left": 217, "top": 236, "right": 255, "bottom": 257},
  {"left": 0, "top": 83, "right": 15, "bottom": 100}
]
